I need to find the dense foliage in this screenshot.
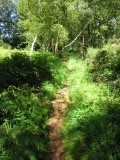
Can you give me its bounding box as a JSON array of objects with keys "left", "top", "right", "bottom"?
[
  {"left": 0, "top": 51, "right": 68, "bottom": 92},
  {"left": 0, "top": 85, "right": 51, "bottom": 160},
  {"left": 0, "top": 51, "right": 68, "bottom": 159},
  {"left": 87, "top": 39, "right": 120, "bottom": 93},
  {"left": 16, "top": 0, "right": 120, "bottom": 52},
  {"left": 1, "top": 0, "right": 120, "bottom": 54},
  {"left": 0, "top": 0, "right": 23, "bottom": 47},
  {"left": 62, "top": 43, "right": 120, "bottom": 160},
  {"left": 0, "top": 0, "right": 120, "bottom": 160}
]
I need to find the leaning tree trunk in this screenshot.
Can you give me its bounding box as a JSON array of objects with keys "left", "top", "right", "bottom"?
[{"left": 63, "top": 22, "right": 89, "bottom": 50}]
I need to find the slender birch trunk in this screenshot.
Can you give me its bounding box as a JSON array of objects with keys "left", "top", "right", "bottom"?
[{"left": 29, "top": 35, "right": 37, "bottom": 57}]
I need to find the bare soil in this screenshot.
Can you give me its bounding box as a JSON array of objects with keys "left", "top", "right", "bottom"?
[{"left": 47, "top": 83, "right": 69, "bottom": 160}]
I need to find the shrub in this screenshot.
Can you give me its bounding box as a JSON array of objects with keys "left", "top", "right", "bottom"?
[
  {"left": 0, "top": 52, "right": 55, "bottom": 91},
  {"left": 0, "top": 51, "right": 68, "bottom": 92},
  {"left": 0, "top": 50, "right": 69, "bottom": 159},
  {"left": 0, "top": 53, "right": 35, "bottom": 91},
  {"left": 0, "top": 84, "right": 51, "bottom": 160},
  {"left": 62, "top": 55, "right": 120, "bottom": 160},
  {"left": 87, "top": 41, "right": 120, "bottom": 93}
]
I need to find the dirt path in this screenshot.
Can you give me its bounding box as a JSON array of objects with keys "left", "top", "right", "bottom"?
[{"left": 47, "top": 82, "right": 69, "bottom": 160}]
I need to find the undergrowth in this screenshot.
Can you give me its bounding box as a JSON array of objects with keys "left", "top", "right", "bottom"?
[
  {"left": 62, "top": 41, "right": 120, "bottom": 160},
  {"left": 87, "top": 39, "right": 120, "bottom": 94},
  {"left": 0, "top": 84, "right": 51, "bottom": 160},
  {"left": 0, "top": 52, "right": 68, "bottom": 92},
  {"left": 0, "top": 50, "right": 68, "bottom": 159}
]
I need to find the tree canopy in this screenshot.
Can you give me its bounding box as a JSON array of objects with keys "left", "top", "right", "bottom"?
[
  {"left": 0, "top": 1, "right": 120, "bottom": 160},
  {"left": 0, "top": 0, "right": 120, "bottom": 52},
  {"left": 0, "top": 0, "right": 19, "bottom": 45}
]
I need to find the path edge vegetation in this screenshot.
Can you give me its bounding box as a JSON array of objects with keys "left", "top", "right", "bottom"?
[
  {"left": 0, "top": 51, "right": 69, "bottom": 160},
  {"left": 62, "top": 40, "right": 120, "bottom": 160},
  {"left": 0, "top": 0, "right": 120, "bottom": 159}
]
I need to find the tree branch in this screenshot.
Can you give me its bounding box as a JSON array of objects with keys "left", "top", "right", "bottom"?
[{"left": 63, "top": 21, "right": 90, "bottom": 50}]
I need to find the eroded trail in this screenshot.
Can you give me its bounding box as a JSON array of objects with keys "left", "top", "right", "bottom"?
[{"left": 47, "top": 82, "right": 69, "bottom": 160}]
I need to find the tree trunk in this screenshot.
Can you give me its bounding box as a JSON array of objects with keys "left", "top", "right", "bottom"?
[
  {"left": 51, "top": 38, "right": 55, "bottom": 53},
  {"left": 81, "top": 36, "right": 85, "bottom": 60},
  {"left": 55, "top": 38, "right": 58, "bottom": 53},
  {"left": 29, "top": 35, "right": 37, "bottom": 57}
]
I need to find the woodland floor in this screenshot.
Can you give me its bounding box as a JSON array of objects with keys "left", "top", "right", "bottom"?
[{"left": 47, "top": 81, "right": 69, "bottom": 160}]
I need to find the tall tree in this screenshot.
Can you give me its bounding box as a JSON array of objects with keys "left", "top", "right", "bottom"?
[
  {"left": 0, "top": 0, "right": 19, "bottom": 44},
  {"left": 17, "top": 0, "right": 69, "bottom": 52},
  {"left": 17, "top": 0, "right": 120, "bottom": 52}
]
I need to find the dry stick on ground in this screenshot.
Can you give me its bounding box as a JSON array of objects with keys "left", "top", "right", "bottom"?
[{"left": 63, "top": 21, "right": 90, "bottom": 50}]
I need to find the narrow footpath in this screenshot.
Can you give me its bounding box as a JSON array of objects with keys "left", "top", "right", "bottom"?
[{"left": 47, "top": 82, "right": 69, "bottom": 160}]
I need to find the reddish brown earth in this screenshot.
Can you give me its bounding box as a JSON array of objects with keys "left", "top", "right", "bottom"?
[{"left": 47, "top": 82, "right": 69, "bottom": 160}]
